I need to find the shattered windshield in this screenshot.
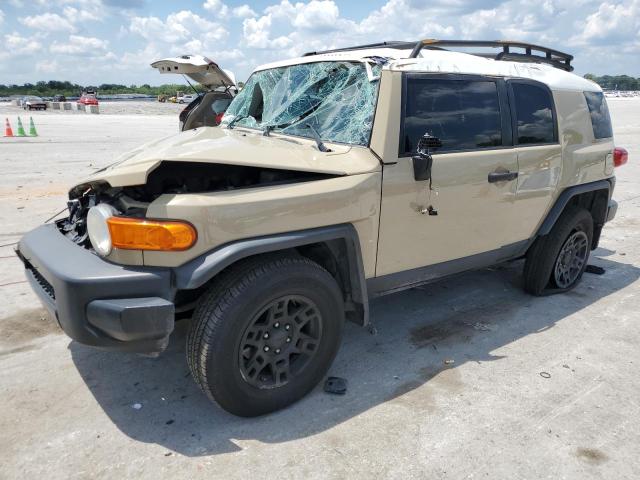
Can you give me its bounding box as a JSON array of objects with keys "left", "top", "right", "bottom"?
[{"left": 221, "top": 61, "right": 381, "bottom": 146}]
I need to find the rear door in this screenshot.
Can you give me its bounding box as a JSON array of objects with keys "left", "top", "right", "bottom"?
[
  {"left": 376, "top": 74, "right": 521, "bottom": 276},
  {"left": 152, "top": 55, "right": 236, "bottom": 131},
  {"left": 508, "top": 80, "right": 562, "bottom": 241}
]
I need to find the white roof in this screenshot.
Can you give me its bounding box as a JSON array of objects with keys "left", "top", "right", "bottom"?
[{"left": 255, "top": 47, "right": 600, "bottom": 92}]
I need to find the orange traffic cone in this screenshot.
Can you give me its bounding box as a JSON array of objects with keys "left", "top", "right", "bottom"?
[{"left": 3, "top": 118, "right": 14, "bottom": 137}]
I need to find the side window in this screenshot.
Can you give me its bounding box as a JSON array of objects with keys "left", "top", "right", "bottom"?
[
  {"left": 584, "top": 91, "right": 613, "bottom": 139},
  {"left": 211, "top": 98, "right": 232, "bottom": 114},
  {"left": 511, "top": 83, "right": 556, "bottom": 145},
  {"left": 402, "top": 78, "right": 502, "bottom": 154}
]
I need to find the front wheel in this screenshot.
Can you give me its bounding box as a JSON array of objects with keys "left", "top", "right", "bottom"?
[
  {"left": 523, "top": 206, "right": 594, "bottom": 295},
  {"left": 187, "top": 255, "right": 345, "bottom": 416}
]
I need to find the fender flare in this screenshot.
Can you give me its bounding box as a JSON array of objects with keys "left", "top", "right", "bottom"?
[
  {"left": 536, "top": 179, "right": 612, "bottom": 236},
  {"left": 173, "top": 224, "right": 370, "bottom": 325}
]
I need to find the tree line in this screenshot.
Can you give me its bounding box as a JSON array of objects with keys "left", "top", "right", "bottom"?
[
  {"left": 583, "top": 74, "right": 639, "bottom": 91},
  {"left": 0, "top": 75, "right": 638, "bottom": 97},
  {"left": 0, "top": 80, "right": 198, "bottom": 97}
]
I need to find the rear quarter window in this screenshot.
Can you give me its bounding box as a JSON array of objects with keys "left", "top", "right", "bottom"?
[
  {"left": 584, "top": 91, "right": 613, "bottom": 139},
  {"left": 511, "top": 82, "right": 556, "bottom": 145},
  {"left": 211, "top": 98, "right": 232, "bottom": 114}
]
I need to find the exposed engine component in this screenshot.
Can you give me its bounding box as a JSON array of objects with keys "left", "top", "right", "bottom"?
[
  {"left": 61, "top": 162, "right": 337, "bottom": 248},
  {"left": 120, "top": 161, "right": 336, "bottom": 202}
]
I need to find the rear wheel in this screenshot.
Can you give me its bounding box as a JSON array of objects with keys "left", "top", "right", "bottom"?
[
  {"left": 187, "top": 255, "right": 344, "bottom": 417},
  {"left": 523, "top": 207, "right": 593, "bottom": 295},
  {"left": 552, "top": 230, "right": 590, "bottom": 288}
]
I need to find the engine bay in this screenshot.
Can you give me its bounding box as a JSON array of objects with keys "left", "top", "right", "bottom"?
[{"left": 60, "top": 161, "right": 337, "bottom": 248}]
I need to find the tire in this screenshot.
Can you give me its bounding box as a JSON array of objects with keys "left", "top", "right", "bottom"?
[
  {"left": 187, "top": 255, "right": 345, "bottom": 417},
  {"left": 523, "top": 206, "right": 593, "bottom": 296}
]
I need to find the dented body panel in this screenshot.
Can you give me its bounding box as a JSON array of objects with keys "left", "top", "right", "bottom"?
[
  {"left": 78, "top": 127, "right": 380, "bottom": 190},
  {"left": 144, "top": 172, "right": 382, "bottom": 275}
]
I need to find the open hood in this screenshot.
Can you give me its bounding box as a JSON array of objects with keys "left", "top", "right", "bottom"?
[{"left": 151, "top": 55, "right": 236, "bottom": 90}]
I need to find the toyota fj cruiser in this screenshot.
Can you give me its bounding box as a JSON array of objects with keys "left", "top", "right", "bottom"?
[{"left": 17, "top": 40, "right": 627, "bottom": 416}]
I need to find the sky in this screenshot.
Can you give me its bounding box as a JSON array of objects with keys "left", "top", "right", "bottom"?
[{"left": 0, "top": 0, "right": 639, "bottom": 86}]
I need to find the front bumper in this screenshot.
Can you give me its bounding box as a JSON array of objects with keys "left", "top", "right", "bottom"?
[{"left": 17, "top": 224, "right": 175, "bottom": 354}]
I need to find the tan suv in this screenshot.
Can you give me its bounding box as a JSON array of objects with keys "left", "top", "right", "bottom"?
[{"left": 17, "top": 40, "right": 627, "bottom": 416}]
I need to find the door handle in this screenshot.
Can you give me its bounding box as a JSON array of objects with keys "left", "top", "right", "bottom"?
[{"left": 488, "top": 171, "right": 518, "bottom": 183}]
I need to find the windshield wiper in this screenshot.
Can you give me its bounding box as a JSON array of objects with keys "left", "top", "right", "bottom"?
[
  {"left": 227, "top": 114, "right": 248, "bottom": 130},
  {"left": 305, "top": 123, "right": 331, "bottom": 152}
]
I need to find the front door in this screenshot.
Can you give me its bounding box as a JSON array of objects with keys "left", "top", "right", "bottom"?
[{"left": 376, "top": 74, "right": 522, "bottom": 277}]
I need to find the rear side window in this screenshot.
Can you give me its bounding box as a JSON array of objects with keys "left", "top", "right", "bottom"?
[
  {"left": 511, "top": 83, "right": 556, "bottom": 145},
  {"left": 584, "top": 91, "right": 613, "bottom": 139},
  {"left": 211, "top": 98, "right": 232, "bottom": 114},
  {"left": 402, "top": 78, "right": 502, "bottom": 154}
]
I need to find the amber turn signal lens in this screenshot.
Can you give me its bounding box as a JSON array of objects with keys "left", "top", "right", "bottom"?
[{"left": 107, "top": 217, "right": 197, "bottom": 251}]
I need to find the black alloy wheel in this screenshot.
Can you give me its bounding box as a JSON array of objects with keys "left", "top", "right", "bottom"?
[
  {"left": 553, "top": 230, "right": 590, "bottom": 289},
  {"left": 239, "top": 295, "right": 323, "bottom": 389}
]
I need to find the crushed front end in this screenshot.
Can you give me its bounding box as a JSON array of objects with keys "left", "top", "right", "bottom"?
[{"left": 16, "top": 184, "right": 176, "bottom": 354}]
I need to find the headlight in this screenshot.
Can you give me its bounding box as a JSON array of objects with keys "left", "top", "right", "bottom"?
[{"left": 87, "top": 204, "right": 118, "bottom": 256}]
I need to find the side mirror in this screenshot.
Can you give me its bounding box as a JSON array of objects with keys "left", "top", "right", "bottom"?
[{"left": 412, "top": 133, "right": 442, "bottom": 181}]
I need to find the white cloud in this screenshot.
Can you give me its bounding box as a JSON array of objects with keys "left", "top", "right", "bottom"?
[
  {"left": 5, "top": 32, "right": 42, "bottom": 54},
  {"left": 2, "top": 0, "right": 640, "bottom": 86},
  {"left": 232, "top": 4, "right": 257, "bottom": 18},
  {"left": 130, "top": 10, "right": 227, "bottom": 46},
  {"left": 50, "top": 35, "right": 109, "bottom": 55},
  {"left": 63, "top": 6, "right": 102, "bottom": 23},
  {"left": 19, "top": 13, "right": 76, "bottom": 32},
  {"left": 241, "top": 0, "right": 458, "bottom": 57},
  {"left": 356, "top": 0, "right": 454, "bottom": 38},
  {"left": 574, "top": 0, "right": 640, "bottom": 45},
  {"left": 102, "top": 0, "right": 145, "bottom": 7},
  {"left": 203, "top": 0, "right": 229, "bottom": 18},
  {"left": 126, "top": 9, "right": 229, "bottom": 75},
  {"left": 291, "top": 1, "right": 342, "bottom": 31},
  {"left": 261, "top": 0, "right": 346, "bottom": 31},
  {"left": 242, "top": 0, "right": 355, "bottom": 52},
  {"left": 243, "top": 14, "right": 292, "bottom": 49},
  {"left": 36, "top": 59, "right": 59, "bottom": 73}
]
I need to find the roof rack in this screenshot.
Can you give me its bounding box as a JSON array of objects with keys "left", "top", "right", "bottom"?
[
  {"left": 303, "top": 39, "right": 574, "bottom": 72},
  {"left": 303, "top": 41, "right": 416, "bottom": 57}
]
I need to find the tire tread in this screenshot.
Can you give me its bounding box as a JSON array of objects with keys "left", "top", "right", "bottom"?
[
  {"left": 523, "top": 206, "right": 593, "bottom": 296},
  {"left": 186, "top": 254, "right": 338, "bottom": 410}
]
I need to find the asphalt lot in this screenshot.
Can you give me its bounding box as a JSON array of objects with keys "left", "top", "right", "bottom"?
[{"left": 1, "top": 99, "right": 639, "bottom": 479}]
